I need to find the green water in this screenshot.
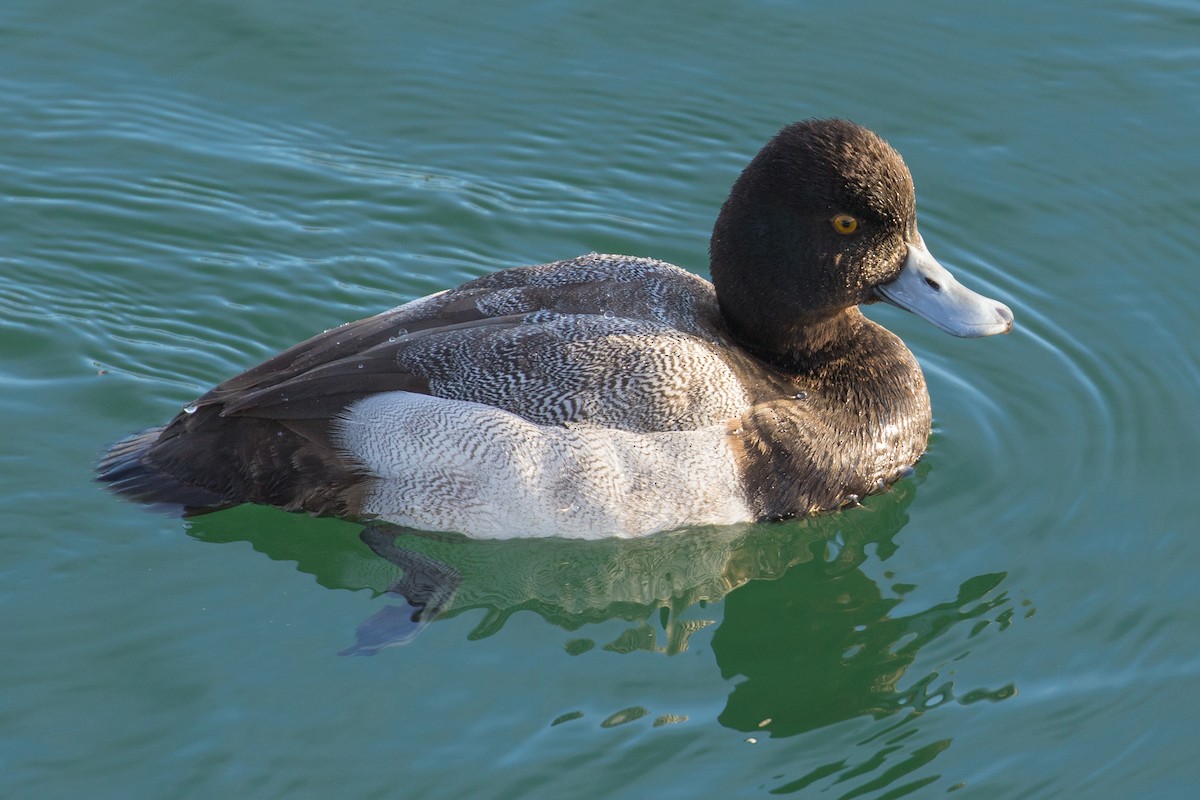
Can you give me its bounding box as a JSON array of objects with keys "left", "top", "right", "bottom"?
[{"left": 4, "top": 0, "right": 1198, "bottom": 797}]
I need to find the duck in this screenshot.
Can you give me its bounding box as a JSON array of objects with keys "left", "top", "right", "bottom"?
[{"left": 97, "top": 119, "right": 1013, "bottom": 539}]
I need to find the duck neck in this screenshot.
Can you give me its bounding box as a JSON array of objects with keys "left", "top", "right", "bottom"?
[{"left": 724, "top": 305, "right": 873, "bottom": 374}]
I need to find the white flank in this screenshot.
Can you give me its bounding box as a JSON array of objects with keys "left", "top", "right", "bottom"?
[{"left": 333, "top": 392, "right": 753, "bottom": 539}]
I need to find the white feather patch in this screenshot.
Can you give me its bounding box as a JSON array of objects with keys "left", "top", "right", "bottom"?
[{"left": 333, "top": 391, "right": 752, "bottom": 539}]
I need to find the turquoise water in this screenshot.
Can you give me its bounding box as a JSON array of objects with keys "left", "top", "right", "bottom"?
[{"left": 4, "top": 0, "right": 1199, "bottom": 797}]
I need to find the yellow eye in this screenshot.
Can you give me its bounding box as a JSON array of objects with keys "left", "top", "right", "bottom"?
[{"left": 831, "top": 214, "right": 859, "bottom": 234}]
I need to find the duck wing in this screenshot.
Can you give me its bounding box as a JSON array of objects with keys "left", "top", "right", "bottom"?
[
  {"left": 97, "top": 256, "right": 752, "bottom": 516},
  {"left": 195, "top": 255, "right": 745, "bottom": 430}
]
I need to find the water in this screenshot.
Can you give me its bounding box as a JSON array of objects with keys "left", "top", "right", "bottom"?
[{"left": 3, "top": 0, "right": 1199, "bottom": 797}]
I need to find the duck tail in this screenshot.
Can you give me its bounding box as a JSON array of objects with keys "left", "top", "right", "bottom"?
[{"left": 95, "top": 426, "right": 228, "bottom": 513}]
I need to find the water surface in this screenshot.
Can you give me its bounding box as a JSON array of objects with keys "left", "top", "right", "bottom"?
[{"left": 3, "top": 1, "right": 1199, "bottom": 797}]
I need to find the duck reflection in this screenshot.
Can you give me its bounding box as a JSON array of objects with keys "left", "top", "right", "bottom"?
[
  {"left": 713, "top": 553, "right": 1014, "bottom": 739},
  {"left": 347, "top": 481, "right": 1014, "bottom": 738},
  {"left": 186, "top": 473, "right": 1016, "bottom": 739},
  {"left": 338, "top": 478, "right": 920, "bottom": 656}
]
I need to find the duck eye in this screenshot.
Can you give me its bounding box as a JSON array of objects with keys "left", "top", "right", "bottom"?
[{"left": 831, "top": 214, "right": 859, "bottom": 235}]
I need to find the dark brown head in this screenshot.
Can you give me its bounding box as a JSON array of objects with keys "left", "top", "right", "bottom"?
[{"left": 710, "top": 119, "right": 1011, "bottom": 355}]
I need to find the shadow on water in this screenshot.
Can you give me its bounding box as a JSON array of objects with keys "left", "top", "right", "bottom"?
[{"left": 186, "top": 473, "right": 1020, "bottom": 793}]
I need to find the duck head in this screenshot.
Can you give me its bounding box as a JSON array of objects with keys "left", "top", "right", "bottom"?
[{"left": 710, "top": 119, "right": 1012, "bottom": 356}]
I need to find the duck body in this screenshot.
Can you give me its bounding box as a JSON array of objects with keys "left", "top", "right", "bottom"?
[{"left": 98, "top": 120, "right": 1012, "bottom": 539}]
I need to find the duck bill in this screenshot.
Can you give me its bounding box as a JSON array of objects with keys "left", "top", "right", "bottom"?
[{"left": 875, "top": 241, "right": 1013, "bottom": 337}]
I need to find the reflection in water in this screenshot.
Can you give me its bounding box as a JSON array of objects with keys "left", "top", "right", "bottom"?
[
  {"left": 339, "top": 537, "right": 461, "bottom": 655},
  {"left": 339, "top": 477, "right": 920, "bottom": 652},
  {"left": 714, "top": 563, "right": 1018, "bottom": 798},
  {"left": 347, "top": 518, "right": 834, "bottom": 655},
  {"left": 715, "top": 557, "right": 1016, "bottom": 739},
  {"left": 187, "top": 475, "right": 1020, "bottom": 794}
]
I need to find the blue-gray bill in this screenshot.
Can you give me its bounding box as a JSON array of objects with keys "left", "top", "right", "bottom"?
[{"left": 875, "top": 241, "right": 1013, "bottom": 337}]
